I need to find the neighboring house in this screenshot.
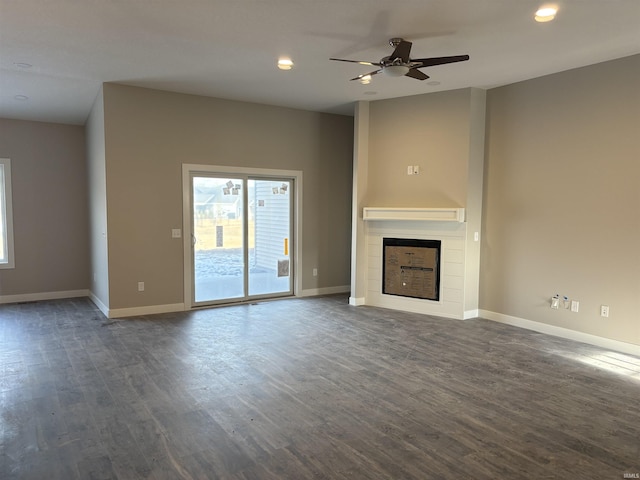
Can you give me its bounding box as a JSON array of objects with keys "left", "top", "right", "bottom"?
[
  {"left": 193, "top": 184, "right": 242, "bottom": 221},
  {"left": 253, "top": 180, "right": 290, "bottom": 271}
]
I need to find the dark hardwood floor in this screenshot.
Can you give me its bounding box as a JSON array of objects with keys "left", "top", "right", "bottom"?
[{"left": 1, "top": 295, "right": 639, "bottom": 479}]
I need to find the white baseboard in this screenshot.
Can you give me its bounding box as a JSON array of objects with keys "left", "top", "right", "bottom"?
[
  {"left": 301, "top": 285, "right": 350, "bottom": 297},
  {"left": 88, "top": 292, "right": 109, "bottom": 318},
  {"left": 0, "top": 289, "right": 89, "bottom": 305},
  {"left": 479, "top": 309, "right": 640, "bottom": 357},
  {"left": 464, "top": 309, "right": 479, "bottom": 320},
  {"left": 87, "top": 292, "right": 185, "bottom": 319},
  {"left": 349, "top": 296, "right": 365, "bottom": 306},
  {"left": 108, "top": 303, "right": 186, "bottom": 319}
]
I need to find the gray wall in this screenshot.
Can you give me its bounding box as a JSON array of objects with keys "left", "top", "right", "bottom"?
[
  {"left": 367, "top": 88, "right": 479, "bottom": 208},
  {"left": 100, "top": 84, "right": 353, "bottom": 309},
  {"left": 0, "top": 118, "right": 89, "bottom": 296},
  {"left": 481, "top": 54, "right": 640, "bottom": 345}
]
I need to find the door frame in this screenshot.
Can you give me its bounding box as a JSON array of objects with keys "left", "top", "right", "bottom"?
[{"left": 182, "top": 164, "right": 303, "bottom": 309}]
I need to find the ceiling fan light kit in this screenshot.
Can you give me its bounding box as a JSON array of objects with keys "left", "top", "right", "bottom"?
[
  {"left": 330, "top": 38, "right": 469, "bottom": 83},
  {"left": 384, "top": 65, "right": 410, "bottom": 77}
]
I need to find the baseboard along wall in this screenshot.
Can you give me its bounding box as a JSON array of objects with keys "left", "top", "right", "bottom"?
[{"left": 1, "top": 289, "right": 636, "bottom": 356}]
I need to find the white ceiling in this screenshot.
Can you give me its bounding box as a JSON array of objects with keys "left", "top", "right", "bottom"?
[{"left": 1, "top": 0, "right": 639, "bottom": 125}]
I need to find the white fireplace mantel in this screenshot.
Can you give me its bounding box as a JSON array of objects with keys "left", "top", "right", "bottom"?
[{"left": 363, "top": 207, "right": 465, "bottom": 223}]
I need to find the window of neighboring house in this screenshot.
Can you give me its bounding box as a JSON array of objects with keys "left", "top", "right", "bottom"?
[{"left": 0, "top": 158, "right": 15, "bottom": 269}]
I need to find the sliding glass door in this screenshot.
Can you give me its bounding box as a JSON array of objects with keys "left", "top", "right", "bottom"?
[
  {"left": 248, "top": 178, "right": 292, "bottom": 296},
  {"left": 191, "top": 174, "right": 293, "bottom": 305},
  {"left": 192, "top": 176, "right": 245, "bottom": 303}
]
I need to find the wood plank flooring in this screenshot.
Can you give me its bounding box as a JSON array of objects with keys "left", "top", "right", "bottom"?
[{"left": 1, "top": 295, "right": 639, "bottom": 479}]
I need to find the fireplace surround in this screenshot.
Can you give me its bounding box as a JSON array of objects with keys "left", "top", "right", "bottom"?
[{"left": 355, "top": 207, "right": 478, "bottom": 320}]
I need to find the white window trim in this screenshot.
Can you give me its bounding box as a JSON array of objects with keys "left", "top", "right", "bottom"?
[{"left": 0, "top": 158, "right": 15, "bottom": 269}]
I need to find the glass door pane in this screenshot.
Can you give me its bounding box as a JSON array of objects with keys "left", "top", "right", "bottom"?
[
  {"left": 192, "top": 176, "right": 245, "bottom": 303},
  {"left": 248, "top": 179, "right": 293, "bottom": 297},
  {"left": 0, "top": 165, "right": 6, "bottom": 263}
]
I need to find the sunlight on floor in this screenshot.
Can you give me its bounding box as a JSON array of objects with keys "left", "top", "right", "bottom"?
[{"left": 564, "top": 350, "right": 640, "bottom": 381}]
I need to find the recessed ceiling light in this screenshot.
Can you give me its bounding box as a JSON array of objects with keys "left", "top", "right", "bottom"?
[
  {"left": 277, "top": 58, "right": 294, "bottom": 70},
  {"left": 363, "top": 91, "right": 377, "bottom": 96},
  {"left": 13, "top": 62, "right": 32, "bottom": 69},
  {"left": 535, "top": 5, "right": 558, "bottom": 22},
  {"left": 14, "top": 95, "right": 29, "bottom": 101}
]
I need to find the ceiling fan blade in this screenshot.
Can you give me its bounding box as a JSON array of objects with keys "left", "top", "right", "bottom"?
[
  {"left": 349, "top": 69, "right": 383, "bottom": 81},
  {"left": 412, "top": 55, "right": 470, "bottom": 67},
  {"left": 389, "top": 40, "right": 412, "bottom": 63},
  {"left": 330, "top": 58, "right": 381, "bottom": 67},
  {"left": 406, "top": 68, "right": 429, "bottom": 80}
]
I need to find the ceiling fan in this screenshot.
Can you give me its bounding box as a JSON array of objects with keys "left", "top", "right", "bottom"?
[{"left": 330, "top": 37, "right": 469, "bottom": 81}]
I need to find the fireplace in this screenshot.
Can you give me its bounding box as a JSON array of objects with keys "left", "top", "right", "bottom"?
[
  {"left": 382, "top": 238, "right": 441, "bottom": 301},
  {"left": 355, "top": 207, "right": 474, "bottom": 319}
]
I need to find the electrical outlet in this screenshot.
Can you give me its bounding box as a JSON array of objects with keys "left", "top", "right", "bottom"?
[
  {"left": 171, "top": 229, "right": 181, "bottom": 238},
  {"left": 407, "top": 165, "right": 414, "bottom": 175},
  {"left": 312, "top": 268, "right": 318, "bottom": 277},
  {"left": 600, "top": 305, "right": 609, "bottom": 317},
  {"left": 138, "top": 281, "right": 145, "bottom": 292}
]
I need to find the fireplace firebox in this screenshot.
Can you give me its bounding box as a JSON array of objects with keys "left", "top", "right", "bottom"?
[{"left": 382, "top": 238, "right": 441, "bottom": 301}]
